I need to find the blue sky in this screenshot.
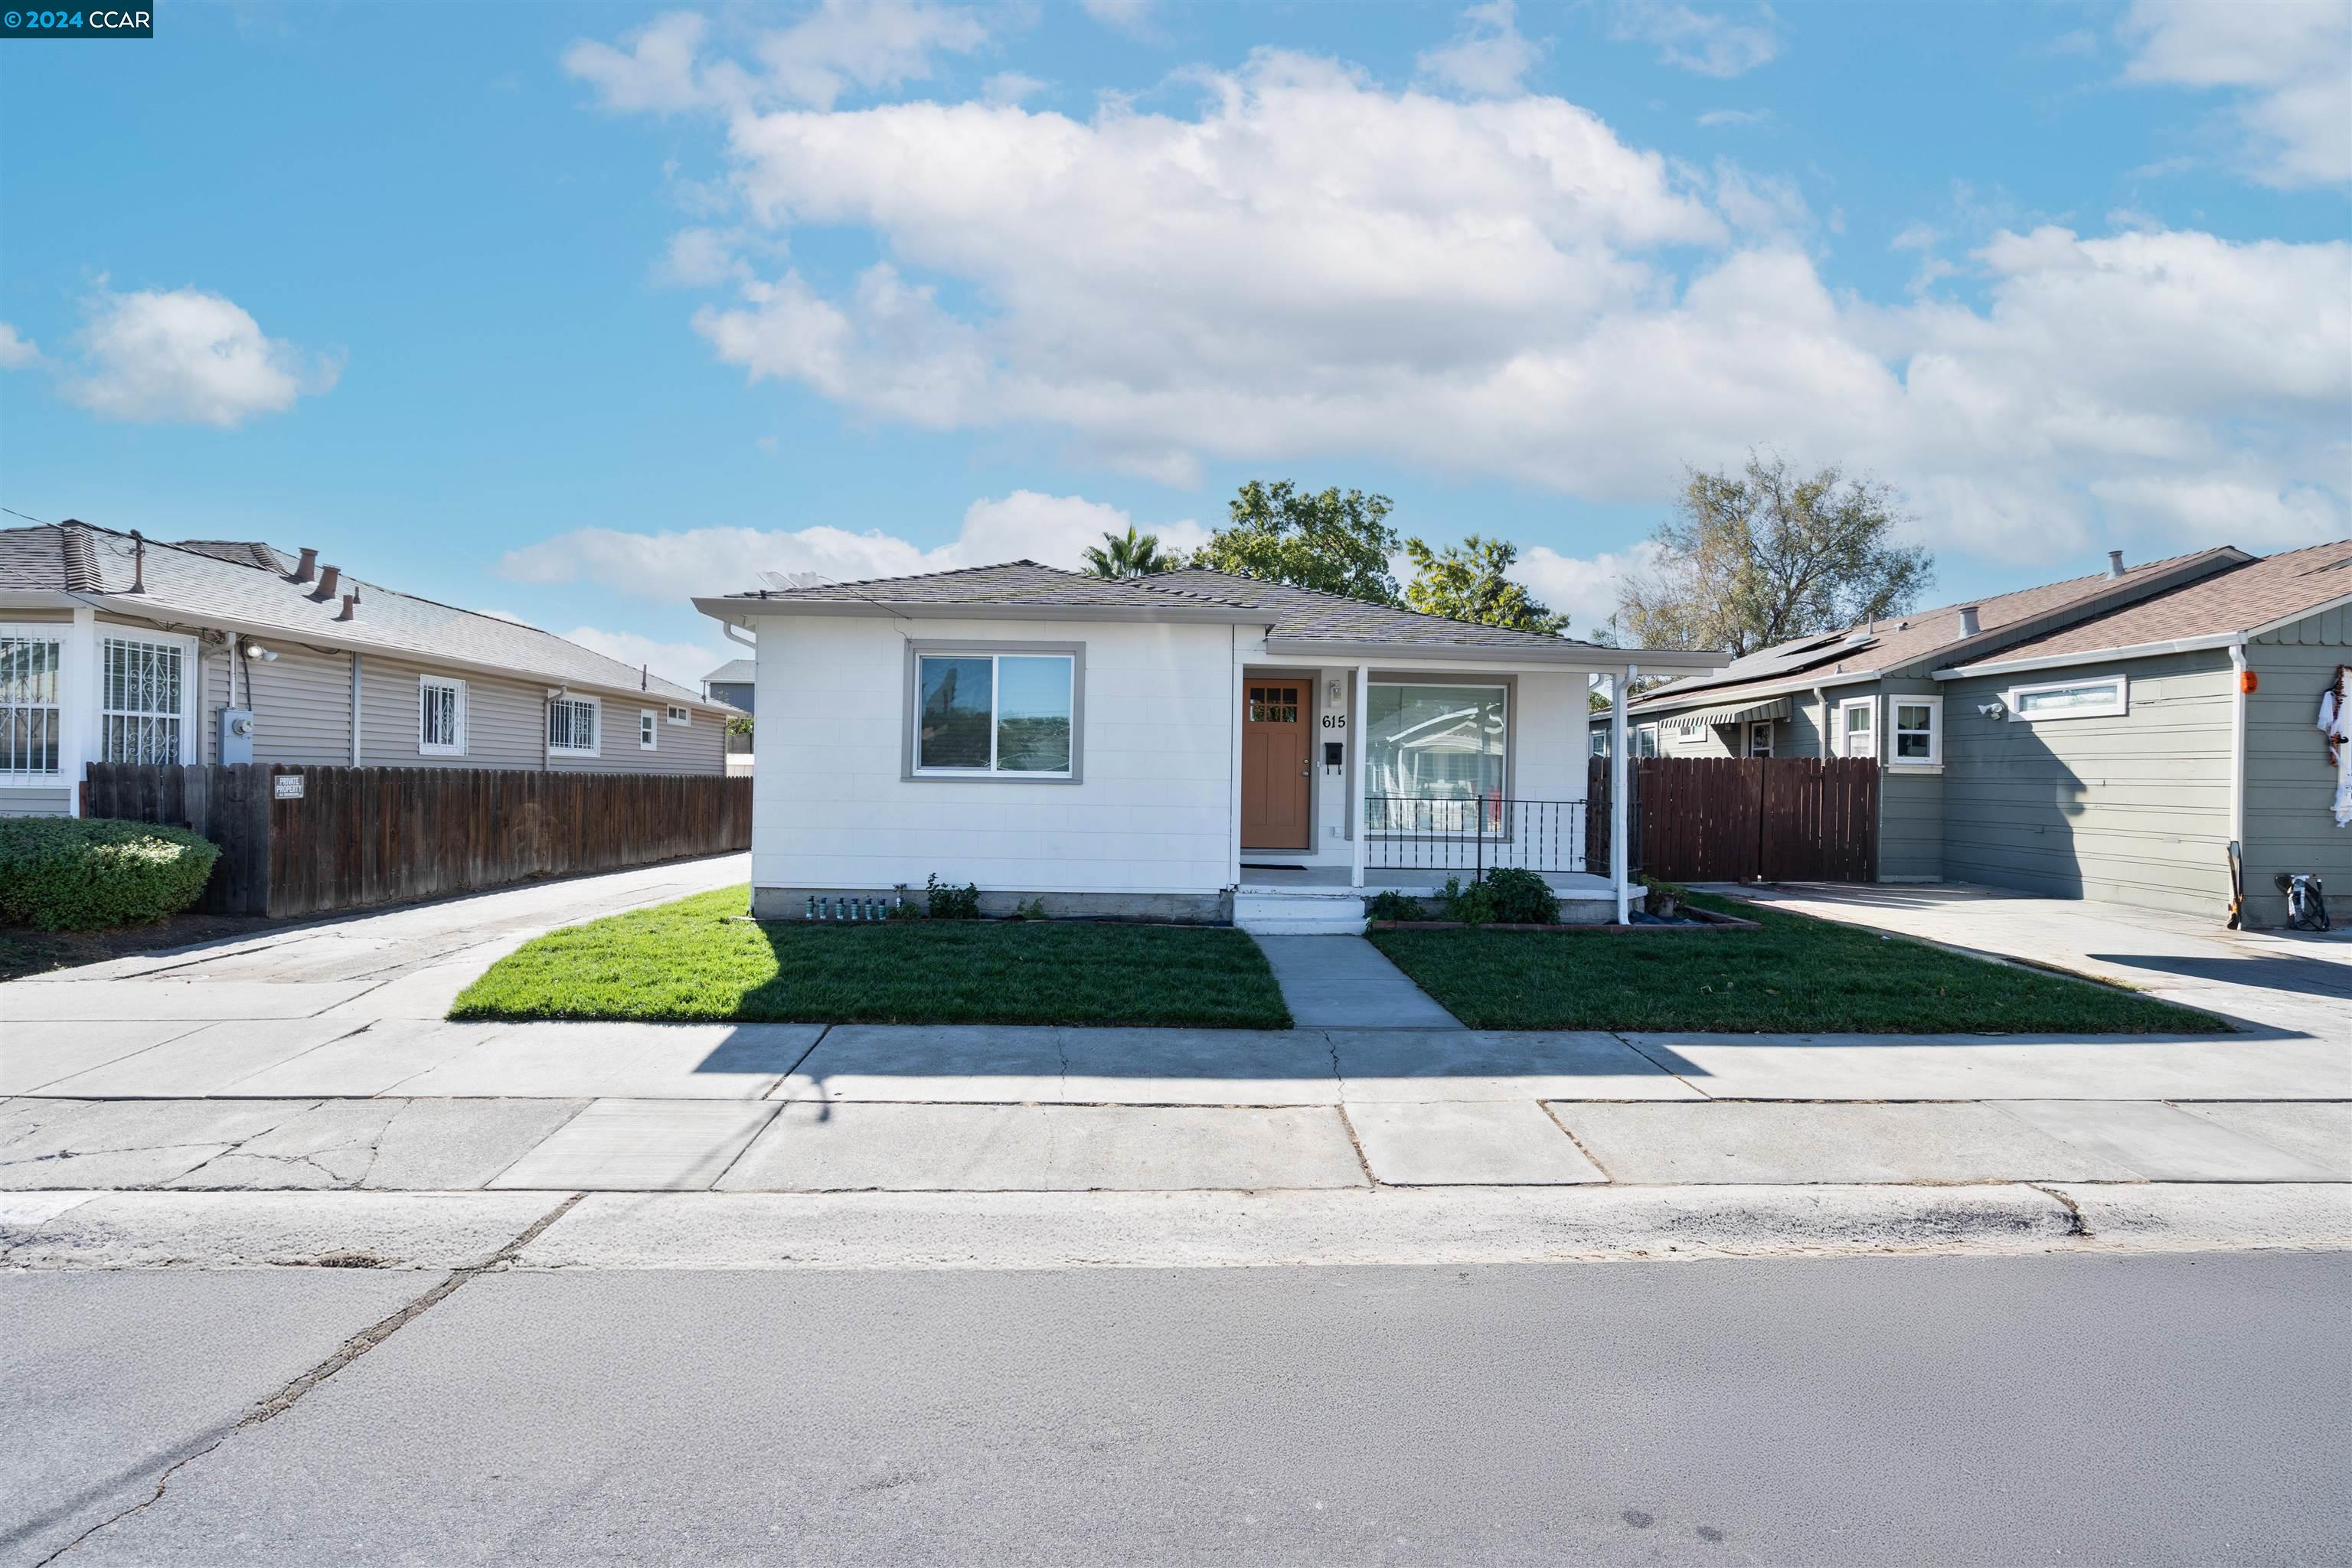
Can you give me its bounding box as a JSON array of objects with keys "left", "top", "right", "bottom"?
[{"left": 3, "top": 0, "right": 2347, "bottom": 684}]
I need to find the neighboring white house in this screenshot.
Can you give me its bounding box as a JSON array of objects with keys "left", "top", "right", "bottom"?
[
  {"left": 0, "top": 520, "right": 740, "bottom": 816},
  {"left": 694, "top": 561, "right": 1723, "bottom": 931}
]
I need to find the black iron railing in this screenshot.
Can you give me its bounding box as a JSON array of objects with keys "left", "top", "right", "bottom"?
[{"left": 1365, "top": 795, "right": 1588, "bottom": 877}]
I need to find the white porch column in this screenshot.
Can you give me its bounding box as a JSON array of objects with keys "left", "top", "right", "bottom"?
[
  {"left": 1349, "top": 662, "right": 1370, "bottom": 888},
  {"left": 59, "top": 606, "right": 96, "bottom": 817},
  {"left": 1229, "top": 635, "right": 1246, "bottom": 889},
  {"left": 1612, "top": 662, "right": 1635, "bottom": 923}
]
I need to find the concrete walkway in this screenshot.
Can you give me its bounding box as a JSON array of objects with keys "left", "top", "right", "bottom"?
[
  {"left": 1249, "top": 933, "right": 1462, "bottom": 1028},
  {"left": 1717, "top": 881, "right": 2352, "bottom": 1040}
]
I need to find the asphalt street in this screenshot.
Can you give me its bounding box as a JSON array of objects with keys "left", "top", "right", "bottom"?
[{"left": 5, "top": 1250, "right": 2346, "bottom": 1566}]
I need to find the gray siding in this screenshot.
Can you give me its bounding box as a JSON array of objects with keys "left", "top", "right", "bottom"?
[
  {"left": 1876, "top": 678, "right": 1944, "bottom": 880},
  {"left": 1940, "top": 649, "right": 2236, "bottom": 919},
  {"left": 358, "top": 655, "right": 726, "bottom": 775},
  {"left": 2243, "top": 603, "right": 2351, "bottom": 931},
  {"left": 708, "top": 681, "right": 753, "bottom": 713},
  {"left": 222, "top": 644, "right": 354, "bottom": 766},
  {"left": 0, "top": 786, "right": 71, "bottom": 816}
]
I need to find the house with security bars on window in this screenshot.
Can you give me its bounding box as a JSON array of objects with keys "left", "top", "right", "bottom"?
[
  {"left": 1588, "top": 539, "right": 2352, "bottom": 930},
  {"left": 694, "top": 561, "right": 1727, "bottom": 933},
  {"left": 0, "top": 520, "right": 740, "bottom": 818}
]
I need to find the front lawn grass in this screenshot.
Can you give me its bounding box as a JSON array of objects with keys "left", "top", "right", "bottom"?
[
  {"left": 449, "top": 885, "right": 1292, "bottom": 1028},
  {"left": 1367, "top": 891, "right": 2226, "bottom": 1034}
]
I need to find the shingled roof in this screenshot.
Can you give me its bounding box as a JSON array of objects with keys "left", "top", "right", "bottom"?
[
  {"left": 0, "top": 521, "right": 724, "bottom": 710},
  {"left": 1949, "top": 538, "right": 2352, "bottom": 672},
  {"left": 1628, "top": 545, "right": 2252, "bottom": 716},
  {"left": 697, "top": 557, "right": 1679, "bottom": 660}
]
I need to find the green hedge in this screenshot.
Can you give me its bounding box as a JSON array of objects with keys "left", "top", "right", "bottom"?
[{"left": 0, "top": 818, "right": 222, "bottom": 931}]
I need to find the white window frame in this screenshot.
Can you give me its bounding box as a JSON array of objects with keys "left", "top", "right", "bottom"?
[
  {"left": 639, "top": 708, "right": 658, "bottom": 751},
  {"left": 1889, "top": 695, "right": 1943, "bottom": 769},
  {"left": 904, "top": 643, "right": 1083, "bottom": 783},
  {"left": 99, "top": 632, "right": 196, "bottom": 766},
  {"left": 418, "top": 674, "right": 467, "bottom": 756},
  {"left": 665, "top": 704, "right": 691, "bottom": 726},
  {"left": 547, "top": 694, "right": 601, "bottom": 758},
  {"left": 2004, "top": 674, "right": 2128, "bottom": 723},
  {"left": 1589, "top": 729, "right": 1608, "bottom": 757},
  {"left": 1635, "top": 724, "right": 1661, "bottom": 759},
  {"left": 1746, "top": 719, "right": 1775, "bottom": 758},
  {"left": 1836, "top": 697, "right": 1877, "bottom": 761},
  {"left": 0, "top": 625, "right": 66, "bottom": 778}
]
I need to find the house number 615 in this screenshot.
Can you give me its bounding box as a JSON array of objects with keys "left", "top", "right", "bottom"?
[{"left": 1321, "top": 714, "right": 1346, "bottom": 729}]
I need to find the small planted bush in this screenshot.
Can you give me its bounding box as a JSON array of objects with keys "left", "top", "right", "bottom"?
[
  {"left": 1364, "top": 889, "right": 1429, "bottom": 923},
  {"left": 1438, "top": 867, "right": 1559, "bottom": 926},
  {"left": 0, "top": 818, "right": 220, "bottom": 931},
  {"left": 924, "top": 873, "right": 982, "bottom": 920}
]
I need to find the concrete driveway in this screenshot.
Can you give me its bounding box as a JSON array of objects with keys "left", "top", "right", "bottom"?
[{"left": 1716, "top": 881, "right": 2352, "bottom": 1041}]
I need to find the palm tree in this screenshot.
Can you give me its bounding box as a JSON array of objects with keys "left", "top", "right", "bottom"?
[{"left": 1082, "top": 524, "right": 1184, "bottom": 578}]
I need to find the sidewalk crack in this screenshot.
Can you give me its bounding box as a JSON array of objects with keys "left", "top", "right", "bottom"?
[
  {"left": 29, "top": 1193, "right": 582, "bottom": 1564},
  {"left": 2024, "top": 1182, "right": 2089, "bottom": 1239}
]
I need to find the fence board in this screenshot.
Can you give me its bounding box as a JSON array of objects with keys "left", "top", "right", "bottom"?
[
  {"left": 1635, "top": 756, "right": 1878, "bottom": 884},
  {"left": 77, "top": 764, "right": 750, "bottom": 920}
]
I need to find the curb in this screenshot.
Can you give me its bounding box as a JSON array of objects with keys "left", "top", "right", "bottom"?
[{"left": 8, "top": 1184, "right": 2344, "bottom": 1271}]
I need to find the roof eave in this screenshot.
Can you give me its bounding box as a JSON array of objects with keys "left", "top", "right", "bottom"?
[
  {"left": 1628, "top": 665, "right": 1883, "bottom": 715},
  {"left": 1264, "top": 637, "right": 1725, "bottom": 669},
  {"left": 0, "top": 590, "right": 80, "bottom": 611},
  {"left": 694, "top": 595, "right": 1266, "bottom": 626},
  {"left": 74, "top": 592, "right": 725, "bottom": 712}
]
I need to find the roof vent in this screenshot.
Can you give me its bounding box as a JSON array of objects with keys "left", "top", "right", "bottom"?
[
  {"left": 336, "top": 589, "right": 359, "bottom": 622},
  {"left": 128, "top": 530, "right": 147, "bottom": 595},
  {"left": 2106, "top": 549, "right": 2126, "bottom": 579},
  {"left": 1956, "top": 604, "right": 1981, "bottom": 637},
  {"left": 312, "top": 564, "right": 340, "bottom": 601},
  {"left": 292, "top": 547, "right": 317, "bottom": 583},
  {"left": 1843, "top": 628, "right": 1869, "bottom": 646}
]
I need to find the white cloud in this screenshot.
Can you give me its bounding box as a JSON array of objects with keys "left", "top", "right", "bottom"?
[
  {"left": 0, "top": 322, "right": 41, "bottom": 369},
  {"left": 1696, "top": 107, "right": 1772, "bottom": 128},
  {"left": 556, "top": 624, "right": 737, "bottom": 691},
  {"left": 587, "top": 34, "right": 2351, "bottom": 567},
  {"left": 983, "top": 70, "right": 1047, "bottom": 105},
  {"left": 564, "top": 2, "right": 992, "bottom": 115},
  {"left": 498, "top": 490, "right": 1213, "bottom": 605},
  {"left": 653, "top": 226, "right": 751, "bottom": 287},
  {"left": 1080, "top": 0, "right": 1160, "bottom": 41},
  {"left": 1610, "top": 3, "right": 1783, "bottom": 79},
  {"left": 60, "top": 286, "right": 338, "bottom": 427},
  {"left": 1417, "top": 1, "right": 1542, "bottom": 97},
  {"left": 2121, "top": 0, "right": 2352, "bottom": 187},
  {"left": 1511, "top": 541, "right": 1664, "bottom": 639}
]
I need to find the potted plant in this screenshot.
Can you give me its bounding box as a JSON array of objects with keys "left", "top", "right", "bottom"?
[{"left": 1639, "top": 874, "right": 1687, "bottom": 920}]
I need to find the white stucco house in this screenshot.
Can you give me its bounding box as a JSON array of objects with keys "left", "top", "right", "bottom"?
[{"left": 694, "top": 562, "right": 1723, "bottom": 932}]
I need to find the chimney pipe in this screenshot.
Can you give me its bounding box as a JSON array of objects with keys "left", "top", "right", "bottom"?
[
  {"left": 128, "top": 530, "right": 147, "bottom": 594},
  {"left": 312, "top": 564, "right": 340, "bottom": 600},
  {"left": 292, "top": 547, "right": 318, "bottom": 583},
  {"left": 336, "top": 590, "right": 359, "bottom": 622},
  {"left": 1956, "top": 605, "right": 1981, "bottom": 637},
  {"left": 2106, "top": 550, "right": 2125, "bottom": 579}
]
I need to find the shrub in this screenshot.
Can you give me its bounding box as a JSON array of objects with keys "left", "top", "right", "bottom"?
[
  {"left": 0, "top": 818, "right": 220, "bottom": 931},
  {"left": 1639, "top": 874, "right": 1688, "bottom": 918},
  {"left": 1439, "top": 867, "right": 1559, "bottom": 926},
  {"left": 1364, "top": 889, "right": 1429, "bottom": 923},
  {"left": 1479, "top": 867, "right": 1560, "bottom": 925},
  {"left": 924, "top": 874, "right": 982, "bottom": 920}
]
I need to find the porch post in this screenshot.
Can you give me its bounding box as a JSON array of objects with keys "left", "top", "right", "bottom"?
[
  {"left": 1349, "top": 662, "right": 1369, "bottom": 889},
  {"left": 1612, "top": 662, "right": 1634, "bottom": 923}
]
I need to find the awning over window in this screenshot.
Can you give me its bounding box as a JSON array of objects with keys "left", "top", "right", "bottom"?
[{"left": 1670, "top": 695, "right": 1792, "bottom": 736}]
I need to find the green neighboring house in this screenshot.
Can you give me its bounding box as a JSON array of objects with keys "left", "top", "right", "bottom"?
[{"left": 1592, "top": 539, "right": 2352, "bottom": 929}]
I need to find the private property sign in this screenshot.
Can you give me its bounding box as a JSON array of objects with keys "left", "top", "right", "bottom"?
[{"left": 273, "top": 774, "right": 304, "bottom": 800}]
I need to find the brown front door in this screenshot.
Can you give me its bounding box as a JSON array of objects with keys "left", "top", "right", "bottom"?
[{"left": 1242, "top": 681, "right": 1312, "bottom": 850}]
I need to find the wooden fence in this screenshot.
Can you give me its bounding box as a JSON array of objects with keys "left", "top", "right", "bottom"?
[
  {"left": 83, "top": 764, "right": 752, "bottom": 918},
  {"left": 1633, "top": 756, "right": 1877, "bottom": 884}
]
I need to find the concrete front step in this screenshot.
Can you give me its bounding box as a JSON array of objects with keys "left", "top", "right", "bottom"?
[{"left": 1234, "top": 890, "right": 1365, "bottom": 935}]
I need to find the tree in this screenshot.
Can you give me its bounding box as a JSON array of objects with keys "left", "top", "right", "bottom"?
[
  {"left": 1402, "top": 534, "right": 1566, "bottom": 634},
  {"left": 1081, "top": 524, "right": 1185, "bottom": 578},
  {"left": 1619, "top": 453, "right": 1932, "bottom": 657},
  {"left": 1190, "top": 480, "right": 1402, "bottom": 603}
]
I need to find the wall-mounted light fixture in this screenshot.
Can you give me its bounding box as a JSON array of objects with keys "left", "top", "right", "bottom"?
[
  {"left": 243, "top": 643, "right": 278, "bottom": 663},
  {"left": 1325, "top": 678, "right": 1342, "bottom": 702}
]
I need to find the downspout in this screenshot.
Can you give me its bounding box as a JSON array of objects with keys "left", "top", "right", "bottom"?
[
  {"left": 2229, "top": 637, "right": 2249, "bottom": 892},
  {"left": 349, "top": 652, "right": 363, "bottom": 765},
  {"left": 1612, "top": 665, "right": 1634, "bottom": 923}
]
